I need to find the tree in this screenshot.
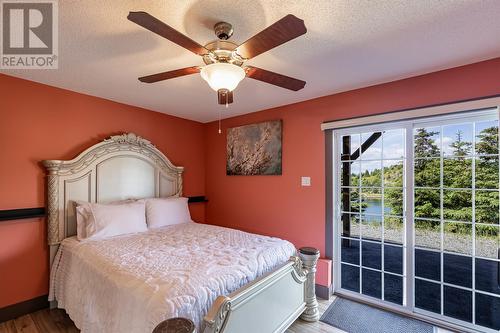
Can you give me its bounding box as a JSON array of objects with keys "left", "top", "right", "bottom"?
[
  {"left": 450, "top": 130, "right": 472, "bottom": 156},
  {"left": 475, "top": 125, "right": 499, "bottom": 225},
  {"left": 476, "top": 126, "right": 498, "bottom": 156},
  {"left": 413, "top": 128, "right": 441, "bottom": 219},
  {"left": 351, "top": 125, "right": 498, "bottom": 236},
  {"left": 414, "top": 128, "right": 439, "bottom": 158}
]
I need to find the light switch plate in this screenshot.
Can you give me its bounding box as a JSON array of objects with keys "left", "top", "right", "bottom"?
[{"left": 301, "top": 176, "right": 311, "bottom": 186}]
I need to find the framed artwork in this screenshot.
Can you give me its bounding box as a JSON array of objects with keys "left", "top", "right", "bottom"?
[{"left": 226, "top": 120, "right": 282, "bottom": 175}]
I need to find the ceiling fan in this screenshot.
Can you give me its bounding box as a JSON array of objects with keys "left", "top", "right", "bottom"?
[{"left": 127, "top": 11, "right": 307, "bottom": 105}]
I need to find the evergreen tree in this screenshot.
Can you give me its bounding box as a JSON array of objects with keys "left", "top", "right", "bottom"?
[
  {"left": 414, "top": 128, "right": 440, "bottom": 158},
  {"left": 474, "top": 125, "right": 499, "bottom": 225},
  {"left": 413, "top": 128, "right": 441, "bottom": 219},
  {"left": 476, "top": 126, "right": 498, "bottom": 156},
  {"left": 353, "top": 125, "right": 498, "bottom": 235},
  {"left": 450, "top": 130, "right": 472, "bottom": 156}
]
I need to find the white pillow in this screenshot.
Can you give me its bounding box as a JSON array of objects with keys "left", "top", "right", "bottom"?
[
  {"left": 145, "top": 197, "right": 192, "bottom": 228},
  {"left": 75, "top": 199, "right": 134, "bottom": 240},
  {"left": 77, "top": 201, "right": 147, "bottom": 241},
  {"left": 75, "top": 201, "right": 90, "bottom": 240}
]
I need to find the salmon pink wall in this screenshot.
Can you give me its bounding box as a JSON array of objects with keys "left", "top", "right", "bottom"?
[
  {"left": 1, "top": 57, "right": 500, "bottom": 308},
  {"left": 204, "top": 57, "right": 500, "bottom": 260},
  {"left": 0, "top": 74, "right": 205, "bottom": 308}
]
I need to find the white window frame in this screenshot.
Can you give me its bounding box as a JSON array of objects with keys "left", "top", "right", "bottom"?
[{"left": 329, "top": 97, "right": 500, "bottom": 333}]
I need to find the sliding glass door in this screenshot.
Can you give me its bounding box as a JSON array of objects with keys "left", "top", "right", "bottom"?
[
  {"left": 338, "top": 126, "right": 407, "bottom": 305},
  {"left": 333, "top": 108, "right": 500, "bottom": 332}
]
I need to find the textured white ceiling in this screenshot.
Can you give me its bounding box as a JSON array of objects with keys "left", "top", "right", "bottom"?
[{"left": 2, "top": 0, "right": 500, "bottom": 122}]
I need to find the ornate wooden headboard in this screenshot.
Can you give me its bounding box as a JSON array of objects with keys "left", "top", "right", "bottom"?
[{"left": 43, "top": 133, "right": 183, "bottom": 262}]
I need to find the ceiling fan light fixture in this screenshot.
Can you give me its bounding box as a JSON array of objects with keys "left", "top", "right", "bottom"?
[{"left": 200, "top": 63, "right": 245, "bottom": 92}]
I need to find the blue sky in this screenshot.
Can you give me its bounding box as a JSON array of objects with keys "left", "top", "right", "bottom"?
[{"left": 343, "top": 119, "right": 498, "bottom": 164}]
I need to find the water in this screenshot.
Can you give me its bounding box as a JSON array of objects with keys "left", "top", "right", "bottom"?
[{"left": 363, "top": 198, "right": 390, "bottom": 221}]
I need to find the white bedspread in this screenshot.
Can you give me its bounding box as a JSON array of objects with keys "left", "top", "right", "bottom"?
[{"left": 49, "top": 222, "right": 296, "bottom": 333}]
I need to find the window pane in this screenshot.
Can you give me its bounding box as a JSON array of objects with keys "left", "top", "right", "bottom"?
[
  {"left": 414, "top": 127, "right": 440, "bottom": 158},
  {"left": 341, "top": 161, "right": 360, "bottom": 187},
  {"left": 443, "top": 157, "right": 472, "bottom": 188},
  {"left": 361, "top": 132, "right": 382, "bottom": 160},
  {"left": 415, "top": 279, "right": 441, "bottom": 314},
  {"left": 341, "top": 264, "right": 359, "bottom": 292},
  {"left": 361, "top": 215, "right": 382, "bottom": 242},
  {"left": 414, "top": 158, "right": 440, "bottom": 188},
  {"left": 475, "top": 120, "right": 498, "bottom": 155},
  {"left": 341, "top": 213, "right": 360, "bottom": 238},
  {"left": 443, "top": 253, "right": 472, "bottom": 288},
  {"left": 415, "top": 248, "right": 441, "bottom": 281},
  {"left": 361, "top": 188, "right": 382, "bottom": 215},
  {"left": 444, "top": 286, "right": 472, "bottom": 323},
  {"left": 384, "top": 188, "right": 403, "bottom": 216},
  {"left": 415, "top": 219, "right": 440, "bottom": 250},
  {"left": 475, "top": 190, "right": 499, "bottom": 224},
  {"left": 384, "top": 274, "right": 403, "bottom": 305},
  {"left": 444, "top": 222, "right": 472, "bottom": 255},
  {"left": 475, "top": 258, "right": 500, "bottom": 295},
  {"left": 475, "top": 224, "right": 499, "bottom": 259},
  {"left": 341, "top": 134, "right": 360, "bottom": 160},
  {"left": 341, "top": 187, "right": 360, "bottom": 212},
  {"left": 362, "top": 269, "right": 381, "bottom": 299},
  {"left": 384, "top": 216, "right": 403, "bottom": 245},
  {"left": 341, "top": 239, "right": 360, "bottom": 265},
  {"left": 384, "top": 245, "right": 403, "bottom": 275},
  {"left": 361, "top": 161, "right": 382, "bottom": 186},
  {"left": 475, "top": 293, "right": 500, "bottom": 330},
  {"left": 383, "top": 129, "right": 404, "bottom": 159},
  {"left": 443, "top": 123, "right": 473, "bottom": 157},
  {"left": 415, "top": 189, "right": 440, "bottom": 219},
  {"left": 383, "top": 160, "right": 404, "bottom": 187},
  {"left": 475, "top": 156, "right": 499, "bottom": 189},
  {"left": 443, "top": 189, "right": 472, "bottom": 222},
  {"left": 362, "top": 241, "right": 381, "bottom": 270}
]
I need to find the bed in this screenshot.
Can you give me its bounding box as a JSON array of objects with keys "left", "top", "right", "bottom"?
[{"left": 43, "top": 133, "right": 319, "bottom": 333}]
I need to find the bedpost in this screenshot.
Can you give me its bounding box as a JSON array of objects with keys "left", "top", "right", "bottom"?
[
  {"left": 43, "top": 160, "right": 62, "bottom": 247},
  {"left": 299, "top": 247, "right": 320, "bottom": 322}
]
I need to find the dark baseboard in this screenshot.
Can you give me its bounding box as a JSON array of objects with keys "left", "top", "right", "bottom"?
[
  {"left": 0, "top": 295, "right": 49, "bottom": 323},
  {"left": 316, "top": 284, "right": 332, "bottom": 300}
]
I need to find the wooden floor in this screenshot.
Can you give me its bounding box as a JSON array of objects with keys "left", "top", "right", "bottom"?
[
  {"left": 0, "top": 307, "right": 79, "bottom": 333},
  {"left": 286, "top": 296, "right": 346, "bottom": 333},
  {"left": 0, "top": 297, "right": 340, "bottom": 333},
  {"left": 0, "top": 296, "right": 452, "bottom": 333}
]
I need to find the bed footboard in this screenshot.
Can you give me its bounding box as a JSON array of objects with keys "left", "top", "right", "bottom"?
[{"left": 203, "top": 247, "right": 320, "bottom": 333}]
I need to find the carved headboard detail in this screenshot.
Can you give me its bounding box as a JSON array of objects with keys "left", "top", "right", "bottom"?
[{"left": 43, "top": 133, "right": 184, "bottom": 252}]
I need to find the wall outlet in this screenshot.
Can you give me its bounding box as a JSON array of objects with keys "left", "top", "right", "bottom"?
[{"left": 301, "top": 176, "right": 311, "bottom": 186}]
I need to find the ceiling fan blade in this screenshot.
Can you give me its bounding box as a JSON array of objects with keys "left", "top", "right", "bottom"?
[
  {"left": 128, "top": 11, "right": 208, "bottom": 56},
  {"left": 138, "top": 66, "right": 200, "bottom": 83},
  {"left": 235, "top": 14, "right": 306, "bottom": 60},
  {"left": 245, "top": 66, "right": 306, "bottom": 91}
]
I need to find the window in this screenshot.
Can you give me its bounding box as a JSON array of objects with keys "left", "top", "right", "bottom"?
[
  {"left": 331, "top": 106, "right": 500, "bottom": 332},
  {"left": 339, "top": 128, "right": 406, "bottom": 304}
]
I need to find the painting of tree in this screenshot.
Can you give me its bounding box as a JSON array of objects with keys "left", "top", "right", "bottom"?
[{"left": 226, "top": 120, "right": 282, "bottom": 175}]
